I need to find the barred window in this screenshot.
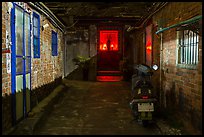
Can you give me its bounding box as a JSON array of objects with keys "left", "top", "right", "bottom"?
[{"left": 177, "top": 28, "right": 199, "bottom": 67}]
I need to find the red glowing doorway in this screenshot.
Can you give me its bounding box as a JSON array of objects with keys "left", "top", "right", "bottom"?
[
  {"left": 97, "top": 30, "right": 120, "bottom": 71},
  {"left": 99, "top": 30, "right": 118, "bottom": 51}
]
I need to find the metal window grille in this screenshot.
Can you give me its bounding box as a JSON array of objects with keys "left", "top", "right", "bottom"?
[{"left": 178, "top": 29, "right": 199, "bottom": 65}]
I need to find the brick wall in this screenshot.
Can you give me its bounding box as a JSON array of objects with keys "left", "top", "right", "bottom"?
[
  {"left": 2, "top": 2, "right": 64, "bottom": 133},
  {"left": 151, "top": 2, "right": 202, "bottom": 132},
  {"left": 134, "top": 2, "right": 202, "bottom": 133},
  {"left": 2, "top": 2, "right": 64, "bottom": 98},
  {"left": 134, "top": 29, "right": 145, "bottom": 64},
  {"left": 2, "top": 2, "right": 13, "bottom": 132},
  {"left": 31, "top": 12, "right": 64, "bottom": 89},
  {"left": 2, "top": 2, "right": 12, "bottom": 96}
]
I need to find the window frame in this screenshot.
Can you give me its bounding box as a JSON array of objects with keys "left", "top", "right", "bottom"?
[
  {"left": 33, "top": 12, "right": 40, "bottom": 58},
  {"left": 52, "top": 30, "right": 58, "bottom": 56},
  {"left": 176, "top": 28, "right": 199, "bottom": 70}
]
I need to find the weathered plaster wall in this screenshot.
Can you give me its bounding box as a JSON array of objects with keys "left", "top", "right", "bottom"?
[{"left": 64, "top": 25, "right": 97, "bottom": 81}]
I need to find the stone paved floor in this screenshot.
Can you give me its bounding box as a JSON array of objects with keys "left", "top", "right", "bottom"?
[{"left": 33, "top": 79, "right": 162, "bottom": 135}]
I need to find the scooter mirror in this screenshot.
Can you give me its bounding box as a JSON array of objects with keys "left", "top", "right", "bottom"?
[{"left": 152, "top": 64, "right": 158, "bottom": 70}]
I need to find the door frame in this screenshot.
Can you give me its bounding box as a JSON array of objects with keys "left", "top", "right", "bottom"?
[
  {"left": 97, "top": 24, "right": 124, "bottom": 71},
  {"left": 11, "top": 2, "right": 32, "bottom": 125}
]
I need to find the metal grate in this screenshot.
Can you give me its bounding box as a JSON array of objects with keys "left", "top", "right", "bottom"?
[{"left": 178, "top": 29, "right": 199, "bottom": 65}]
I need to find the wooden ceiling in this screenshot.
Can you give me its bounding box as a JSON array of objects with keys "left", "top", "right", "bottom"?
[{"left": 43, "top": 2, "right": 167, "bottom": 29}]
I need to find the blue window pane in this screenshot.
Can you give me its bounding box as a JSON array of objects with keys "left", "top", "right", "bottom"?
[
  {"left": 33, "top": 12, "right": 40, "bottom": 58},
  {"left": 25, "top": 13, "right": 31, "bottom": 56},
  {"left": 34, "top": 26, "right": 38, "bottom": 37},
  {"left": 52, "top": 31, "right": 58, "bottom": 56},
  {"left": 33, "top": 17, "right": 38, "bottom": 27},
  {"left": 16, "top": 57, "right": 23, "bottom": 73},
  {"left": 15, "top": 8, "right": 23, "bottom": 56},
  {"left": 34, "top": 38, "right": 39, "bottom": 58},
  {"left": 34, "top": 38, "right": 38, "bottom": 57},
  {"left": 34, "top": 37, "right": 38, "bottom": 46},
  {"left": 26, "top": 58, "right": 31, "bottom": 72}
]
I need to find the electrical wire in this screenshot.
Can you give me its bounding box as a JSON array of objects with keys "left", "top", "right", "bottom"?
[
  {"left": 129, "top": 2, "right": 168, "bottom": 30},
  {"left": 66, "top": 20, "right": 79, "bottom": 29},
  {"left": 28, "top": 2, "right": 65, "bottom": 33}
]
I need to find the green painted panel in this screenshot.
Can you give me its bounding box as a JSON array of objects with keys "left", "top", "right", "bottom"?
[
  {"left": 26, "top": 88, "right": 30, "bottom": 113},
  {"left": 26, "top": 73, "right": 30, "bottom": 89},
  {"left": 26, "top": 73, "right": 31, "bottom": 112},
  {"left": 16, "top": 91, "right": 23, "bottom": 121},
  {"left": 16, "top": 75, "right": 23, "bottom": 93}
]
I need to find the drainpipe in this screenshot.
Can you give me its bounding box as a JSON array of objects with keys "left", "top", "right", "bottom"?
[
  {"left": 156, "top": 15, "right": 202, "bottom": 34},
  {"left": 159, "top": 32, "right": 163, "bottom": 109},
  {"left": 63, "top": 37, "right": 66, "bottom": 78}
]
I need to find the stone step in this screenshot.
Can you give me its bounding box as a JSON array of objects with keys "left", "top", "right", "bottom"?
[
  {"left": 97, "top": 71, "right": 123, "bottom": 76},
  {"left": 96, "top": 76, "right": 123, "bottom": 82}
]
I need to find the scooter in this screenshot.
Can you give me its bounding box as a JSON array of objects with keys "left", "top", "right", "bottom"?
[{"left": 129, "top": 64, "right": 158, "bottom": 126}]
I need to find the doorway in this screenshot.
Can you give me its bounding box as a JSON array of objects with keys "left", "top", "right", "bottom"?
[
  {"left": 97, "top": 29, "right": 123, "bottom": 81},
  {"left": 97, "top": 30, "right": 121, "bottom": 71},
  {"left": 11, "top": 3, "right": 31, "bottom": 124}
]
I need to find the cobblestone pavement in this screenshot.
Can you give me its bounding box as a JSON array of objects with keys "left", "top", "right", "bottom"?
[{"left": 33, "top": 79, "right": 162, "bottom": 135}]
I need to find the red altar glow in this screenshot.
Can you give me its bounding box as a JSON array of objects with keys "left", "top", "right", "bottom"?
[
  {"left": 146, "top": 46, "right": 152, "bottom": 50},
  {"left": 146, "top": 41, "right": 152, "bottom": 51},
  {"left": 96, "top": 76, "right": 123, "bottom": 82},
  {"left": 145, "top": 24, "right": 152, "bottom": 66},
  {"left": 99, "top": 30, "right": 118, "bottom": 51}
]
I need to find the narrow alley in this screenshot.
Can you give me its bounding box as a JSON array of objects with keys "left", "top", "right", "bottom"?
[
  {"left": 2, "top": 2, "right": 202, "bottom": 135},
  {"left": 33, "top": 79, "right": 161, "bottom": 135}
]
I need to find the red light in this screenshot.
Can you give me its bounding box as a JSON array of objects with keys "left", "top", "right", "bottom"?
[
  {"left": 103, "top": 44, "right": 107, "bottom": 50},
  {"left": 96, "top": 76, "right": 123, "bottom": 82},
  {"left": 142, "top": 96, "right": 148, "bottom": 99},
  {"left": 99, "top": 30, "right": 118, "bottom": 51},
  {"left": 146, "top": 45, "right": 152, "bottom": 50},
  {"left": 145, "top": 24, "right": 152, "bottom": 66}
]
